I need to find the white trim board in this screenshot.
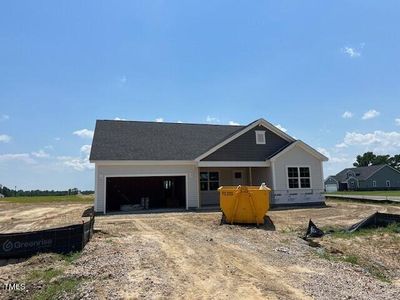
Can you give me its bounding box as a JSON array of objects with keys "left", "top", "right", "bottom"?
[
  {"left": 195, "top": 118, "right": 295, "bottom": 161},
  {"left": 198, "top": 161, "right": 270, "bottom": 167},
  {"left": 93, "top": 160, "right": 196, "bottom": 166}
]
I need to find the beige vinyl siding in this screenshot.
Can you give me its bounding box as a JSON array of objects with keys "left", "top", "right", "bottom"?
[
  {"left": 272, "top": 145, "right": 324, "bottom": 205},
  {"left": 94, "top": 163, "right": 199, "bottom": 213}
]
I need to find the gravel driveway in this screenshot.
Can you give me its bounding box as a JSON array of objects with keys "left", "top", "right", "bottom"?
[{"left": 1, "top": 201, "right": 399, "bottom": 299}]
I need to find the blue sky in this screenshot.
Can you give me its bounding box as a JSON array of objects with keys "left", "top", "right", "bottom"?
[{"left": 1, "top": 1, "right": 400, "bottom": 190}]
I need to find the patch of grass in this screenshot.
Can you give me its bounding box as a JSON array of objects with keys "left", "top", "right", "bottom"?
[
  {"left": 27, "top": 268, "right": 63, "bottom": 283},
  {"left": 325, "top": 190, "right": 400, "bottom": 197},
  {"left": 316, "top": 250, "right": 391, "bottom": 283},
  {"left": 26, "top": 265, "right": 84, "bottom": 300},
  {"left": 328, "top": 223, "right": 400, "bottom": 239},
  {"left": 33, "top": 278, "right": 81, "bottom": 300},
  {"left": 342, "top": 254, "right": 359, "bottom": 265},
  {"left": 0, "top": 194, "right": 94, "bottom": 204},
  {"left": 59, "top": 252, "right": 81, "bottom": 264},
  {"left": 367, "top": 265, "right": 391, "bottom": 283},
  {"left": 280, "top": 226, "right": 300, "bottom": 234}
]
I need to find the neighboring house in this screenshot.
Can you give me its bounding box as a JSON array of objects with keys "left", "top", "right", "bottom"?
[
  {"left": 90, "top": 118, "right": 328, "bottom": 214},
  {"left": 324, "top": 164, "right": 400, "bottom": 192},
  {"left": 0, "top": 193, "right": 4, "bottom": 198}
]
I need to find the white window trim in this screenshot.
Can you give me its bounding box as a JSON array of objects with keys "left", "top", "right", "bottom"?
[
  {"left": 286, "top": 166, "right": 312, "bottom": 190},
  {"left": 372, "top": 180, "right": 377, "bottom": 188},
  {"left": 386, "top": 180, "right": 391, "bottom": 188},
  {"left": 200, "top": 171, "right": 220, "bottom": 191},
  {"left": 255, "top": 130, "right": 266, "bottom": 144}
]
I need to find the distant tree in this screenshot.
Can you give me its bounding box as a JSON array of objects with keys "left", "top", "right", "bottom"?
[
  {"left": 353, "top": 152, "right": 400, "bottom": 171},
  {"left": 373, "top": 154, "right": 391, "bottom": 166},
  {"left": 353, "top": 152, "right": 376, "bottom": 167},
  {"left": 389, "top": 154, "right": 400, "bottom": 170}
]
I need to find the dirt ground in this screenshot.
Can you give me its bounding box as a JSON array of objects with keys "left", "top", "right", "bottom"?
[
  {"left": 0, "top": 200, "right": 399, "bottom": 299},
  {"left": 0, "top": 202, "right": 93, "bottom": 233}
]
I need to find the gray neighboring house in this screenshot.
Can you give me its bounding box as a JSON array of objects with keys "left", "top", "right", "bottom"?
[
  {"left": 90, "top": 118, "right": 328, "bottom": 214},
  {"left": 0, "top": 193, "right": 4, "bottom": 198},
  {"left": 324, "top": 164, "right": 400, "bottom": 192}
]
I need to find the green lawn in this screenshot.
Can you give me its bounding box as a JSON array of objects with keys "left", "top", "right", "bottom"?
[
  {"left": 326, "top": 190, "right": 400, "bottom": 197},
  {"left": 0, "top": 194, "right": 94, "bottom": 204}
]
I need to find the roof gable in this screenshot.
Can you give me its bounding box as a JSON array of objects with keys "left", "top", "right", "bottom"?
[
  {"left": 334, "top": 165, "right": 387, "bottom": 182},
  {"left": 200, "top": 124, "right": 291, "bottom": 161},
  {"left": 268, "top": 140, "right": 329, "bottom": 162},
  {"left": 195, "top": 118, "right": 295, "bottom": 161}
]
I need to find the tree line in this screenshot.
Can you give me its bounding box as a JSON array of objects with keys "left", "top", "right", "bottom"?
[
  {"left": 353, "top": 152, "right": 400, "bottom": 170},
  {"left": 0, "top": 185, "right": 93, "bottom": 197}
]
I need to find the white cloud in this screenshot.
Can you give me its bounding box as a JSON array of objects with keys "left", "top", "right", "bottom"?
[
  {"left": 177, "top": 120, "right": 183, "bottom": 123},
  {"left": 59, "top": 157, "right": 93, "bottom": 171},
  {"left": 0, "top": 134, "right": 11, "bottom": 143},
  {"left": 342, "top": 111, "right": 353, "bottom": 119},
  {"left": 395, "top": 118, "right": 400, "bottom": 126},
  {"left": 274, "top": 124, "right": 287, "bottom": 133},
  {"left": 0, "top": 114, "right": 10, "bottom": 121},
  {"left": 228, "top": 121, "right": 240, "bottom": 126},
  {"left": 317, "top": 147, "right": 331, "bottom": 159},
  {"left": 57, "top": 144, "right": 93, "bottom": 171},
  {"left": 114, "top": 117, "right": 126, "bottom": 121},
  {"left": 341, "top": 46, "right": 361, "bottom": 58},
  {"left": 206, "top": 116, "right": 220, "bottom": 124},
  {"left": 335, "top": 143, "right": 348, "bottom": 148},
  {"left": 155, "top": 118, "right": 164, "bottom": 122},
  {"left": 54, "top": 137, "right": 61, "bottom": 141},
  {"left": 80, "top": 144, "right": 91, "bottom": 155},
  {"left": 329, "top": 156, "right": 350, "bottom": 163},
  {"left": 344, "top": 131, "right": 400, "bottom": 146},
  {"left": 0, "top": 153, "right": 36, "bottom": 164},
  {"left": 317, "top": 147, "right": 351, "bottom": 164},
  {"left": 73, "top": 129, "right": 94, "bottom": 139},
  {"left": 340, "top": 130, "right": 400, "bottom": 154},
  {"left": 31, "top": 150, "right": 50, "bottom": 158},
  {"left": 362, "top": 109, "right": 380, "bottom": 120}
]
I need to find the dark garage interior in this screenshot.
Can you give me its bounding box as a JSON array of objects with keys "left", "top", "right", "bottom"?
[{"left": 106, "top": 176, "right": 186, "bottom": 212}]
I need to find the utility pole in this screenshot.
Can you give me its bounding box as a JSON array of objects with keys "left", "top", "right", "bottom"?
[{"left": 15, "top": 186, "right": 17, "bottom": 197}]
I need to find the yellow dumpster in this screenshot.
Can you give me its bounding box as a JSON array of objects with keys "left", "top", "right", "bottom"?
[{"left": 218, "top": 185, "right": 271, "bottom": 225}]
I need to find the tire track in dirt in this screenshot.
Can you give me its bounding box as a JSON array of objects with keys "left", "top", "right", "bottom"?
[{"left": 127, "top": 216, "right": 310, "bottom": 299}]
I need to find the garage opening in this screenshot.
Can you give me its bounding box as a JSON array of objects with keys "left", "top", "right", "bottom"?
[{"left": 106, "top": 176, "right": 186, "bottom": 212}]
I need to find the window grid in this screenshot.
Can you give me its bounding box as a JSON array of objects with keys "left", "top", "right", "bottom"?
[
  {"left": 200, "top": 172, "right": 220, "bottom": 191},
  {"left": 288, "top": 167, "right": 311, "bottom": 189}
]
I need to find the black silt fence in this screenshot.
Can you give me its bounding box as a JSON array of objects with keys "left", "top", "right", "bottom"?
[{"left": 0, "top": 214, "right": 95, "bottom": 259}]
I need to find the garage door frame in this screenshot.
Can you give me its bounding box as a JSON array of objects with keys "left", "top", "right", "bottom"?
[{"left": 103, "top": 173, "right": 189, "bottom": 213}]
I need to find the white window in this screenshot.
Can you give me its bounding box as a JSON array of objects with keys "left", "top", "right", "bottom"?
[
  {"left": 372, "top": 181, "right": 377, "bottom": 188},
  {"left": 200, "top": 172, "right": 220, "bottom": 191},
  {"left": 386, "top": 180, "right": 391, "bottom": 188},
  {"left": 287, "top": 167, "right": 311, "bottom": 189},
  {"left": 255, "top": 131, "right": 266, "bottom": 144}
]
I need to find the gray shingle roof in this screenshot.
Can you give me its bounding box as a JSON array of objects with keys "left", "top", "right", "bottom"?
[
  {"left": 89, "top": 120, "right": 244, "bottom": 161},
  {"left": 333, "top": 165, "right": 386, "bottom": 182}
]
